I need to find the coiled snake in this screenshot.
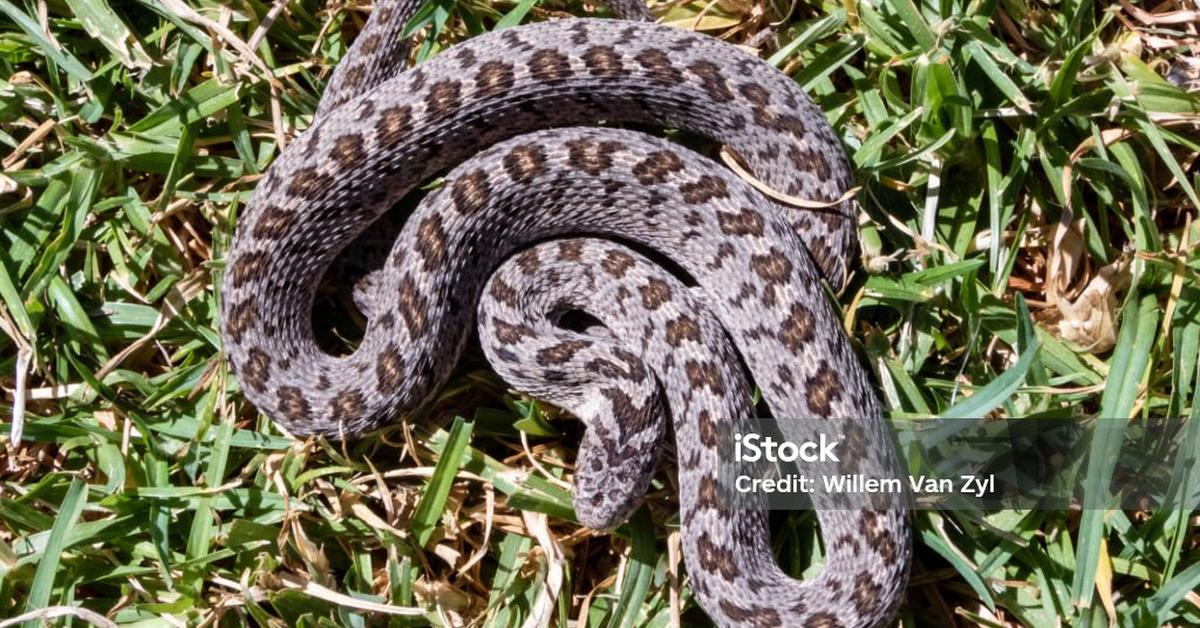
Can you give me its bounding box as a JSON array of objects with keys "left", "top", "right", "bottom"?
[{"left": 220, "top": 0, "right": 911, "bottom": 625}]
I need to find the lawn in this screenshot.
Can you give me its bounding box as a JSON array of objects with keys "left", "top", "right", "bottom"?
[{"left": 1, "top": 0, "right": 1198, "bottom": 626}]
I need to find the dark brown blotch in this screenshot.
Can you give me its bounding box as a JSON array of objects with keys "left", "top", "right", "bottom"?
[
  {"left": 716, "top": 207, "right": 764, "bottom": 236},
  {"left": 397, "top": 274, "right": 429, "bottom": 336},
  {"left": 679, "top": 175, "right": 729, "bottom": 204},
  {"left": 805, "top": 360, "right": 841, "bottom": 417},
  {"left": 492, "top": 319, "right": 535, "bottom": 344},
  {"left": 414, "top": 214, "right": 448, "bottom": 270},
  {"left": 634, "top": 48, "right": 682, "bottom": 82},
  {"left": 528, "top": 49, "right": 572, "bottom": 82},
  {"left": 612, "top": 348, "right": 645, "bottom": 379},
  {"left": 739, "top": 82, "right": 771, "bottom": 106},
  {"left": 330, "top": 389, "right": 366, "bottom": 423},
  {"left": 340, "top": 65, "right": 367, "bottom": 91},
  {"left": 601, "top": 249, "right": 636, "bottom": 277},
  {"left": 807, "top": 237, "right": 836, "bottom": 280},
  {"left": 779, "top": 303, "right": 815, "bottom": 353},
  {"left": 807, "top": 613, "right": 844, "bottom": 628},
  {"left": 225, "top": 298, "right": 259, "bottom": 344},
  {"left": 718, "top": 600, "right": 781, "bottom": 628},
  {"left": 697, "top": 476, "right": 723, "bottom": 510},
  {"left": 632, "top": 150, "right": 684, "bottom": 185},
  {"left": 665, "top": 315, "right": 701, "bottom": 347},
  {"left": 376, "top": 343, "right": 405, "bottom": 392},
  {"left": 696, "top": 532, "right": 740, "bottom": 581},
  {"left": 451, "top": 171, "right": 491, "bottom": 214},
  {"left": 685, "top": 360, "right": 725, "bottom": 394},
  {"left": 697, "top": 410, "right": 719, "bottom": 447},
  {"left": 853, "top": 572, "right": 884, "bottom": 610},
  {"left": 424, "top": 80, "right": 462, "bottom": 119},
  {"left": 250, "top": 204, "right": 295, "bottom": 240},
  {"left": 833, "top": 535, "right": 861, "bottom": 556},
  {"left": 582, "top": 45, "right": 623, "bottom": 77},
  {"left": 557, "top": 240, "right": 584, "bottom": 261},
  {"left": 287, "top": 167, "right": 335, "bottom": 200},
  {"left": 565, "top": 138, "right": 624, "bottom": 176},
  {"left": 861, "top": 510, "right": 900, "bottom": 563},
  {"left": 230, "top": 249, "right": 271, "bottom": 288},
  {"left": 241, "top": 347, "right": 271, "bottom": 393},
  {"left": 276, "top": 386, "right": 310, "bottom": 423},
  {"left": 638, "top": 278, "right": 672, "bottom": 309},
  {"left": 750, "top": 249, "right": 793, "bottom": 284},
  {"left": 474, "top": 60, "right": 515, "bottom": 98},
  {"left": 688, "top": 60, "right": 734, "bottom": 102},
  {"left": 330, "top": 133, "right": 366, "bottom": 169},
  {"left": 773, "top": 113, "right": 809, "bottom": 139},
  {"left": 514, "top": 248, "right": 541, "bottom": 274},
  {"left": 375, "top": 105, "right": 413, "bottom": 145},
  {"left": 536, "top": 339, "right": 590, "bottom": 366},
  {"left": 601, "top": 387, "right": 652, "bottom": 432},
  {"left": 787, "top": 144, "right": 832, "bottom": 181},
  {"left": 501, "top": 143, "right": 547, "bottom": 183},
  {"left": 488, "top": 276, "right": 519, "bottom": 306},
  {"left": 585, "top": 357, "right": 620, "bottom": 379}
]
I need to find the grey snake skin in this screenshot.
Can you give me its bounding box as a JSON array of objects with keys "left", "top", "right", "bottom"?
[{"left": 220, "top": 1, "right": 910, "bottom": 625}]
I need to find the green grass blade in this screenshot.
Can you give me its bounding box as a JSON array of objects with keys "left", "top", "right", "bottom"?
[
  {"left": 410, "top": 417, "right": 473, "bottom": 546},
  {"left": 940, "top": 334, "right": 1040, "bottom": 419},
  {"left": 920, "top": 514, "right": 997, "bottom": 612},
  {"left": 0, "top": 0, "right": 93, "bottom": 81},
  {"left": 605, "top": 507, "right": 656, "bottom": 628},
  {"left": 1140, "top": 560, "right": 1200, "bottom": 625},
  {"left": 1071, "top": 290, "right": 1160, "bottom": 611},
  {"left": 63, "top": 0, "right": 153, "bottom": 70},
  {"left": 493, "top": 0, "right": 537, "bottom": 30},
  {"left": 22, "top": 477, "right": 88, "bottom": 625},
  {"left": 885, "top": 0, "right": 936, "bottom": 50}
]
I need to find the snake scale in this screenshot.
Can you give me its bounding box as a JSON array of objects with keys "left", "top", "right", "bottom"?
[{"left": 220, "top": 0, "right": 911, "bottom": 625}]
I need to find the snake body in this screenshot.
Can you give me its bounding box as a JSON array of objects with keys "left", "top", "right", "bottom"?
[{"left": 220, "top": 1, "right": 910, "bottom": 625}]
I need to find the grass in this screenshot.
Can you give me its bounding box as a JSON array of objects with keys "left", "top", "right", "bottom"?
[{"left": 1, "top": 0, "right": 1198, "bottom": 625}]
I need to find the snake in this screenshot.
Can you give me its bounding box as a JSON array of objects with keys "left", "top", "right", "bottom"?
[{"left": 219, "top": 0, "right": 911, "bottom": 625}]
